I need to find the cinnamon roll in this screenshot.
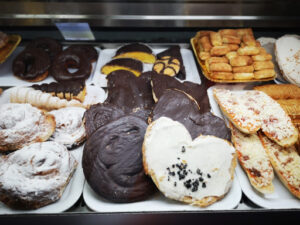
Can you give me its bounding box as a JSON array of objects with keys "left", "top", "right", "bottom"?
[
  {"left": 49, "top": 107, "right": 86, "bottom": 149},
  {"left": 0, "top": 103, "right": 56, "bottom": 151},
  {"left": 0, "top": 141, "right": 77, "bottom": 209}
]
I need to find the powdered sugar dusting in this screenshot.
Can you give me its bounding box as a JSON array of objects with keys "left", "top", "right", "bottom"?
[
  {"left": 49, "top": 107, "right": 86, "bottom": 148},
  {"left": 0, "top": 141, "right": 77, "bottom": 203},
  {"left": 0, "top": 103, "right": 53, "bottom": 148}
]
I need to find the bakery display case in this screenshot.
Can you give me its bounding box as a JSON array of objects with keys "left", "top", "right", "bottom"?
[{"left": 0, "top": 0, "right": 300, "bottom": 224}]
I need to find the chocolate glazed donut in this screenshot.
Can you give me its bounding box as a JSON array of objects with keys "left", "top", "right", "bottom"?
[
  {"left": 13, "top": 48, "right": 51, "bottom": 82},
  {"left": 26, "top": 37, "right": 62, "bottom": 61},
  {"left": 65, "top": 45, "right": 98, "bottom": 63},
  {"left": 50, "top": 50, "right": 92, "bottom": 82},
  {"left": 82, "top": 115, "right": 156, "bottom": 202}
]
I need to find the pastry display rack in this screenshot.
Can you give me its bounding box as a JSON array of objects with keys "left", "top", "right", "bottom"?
[{"left": 1, "top": 0, "right": 300, "bottom": 224}]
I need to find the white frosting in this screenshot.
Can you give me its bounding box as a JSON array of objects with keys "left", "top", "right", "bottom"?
[
  {"left": 0, "top": 103, "right": 52, "bottom": 147},
  {"left": 275, "top": 35, "right": 300, "bottom": 86},
  {"left": 0, "top": 141, "right": 77, "bottom": 202},
  {"left": 144, "top": 117, "right": 235, "bottom": 203},
  {"left": 49, "top": 107, "right": 86, "bottom": 148},
  {"left": 10, "top": 87, "right": 83, "bottom": 110}
]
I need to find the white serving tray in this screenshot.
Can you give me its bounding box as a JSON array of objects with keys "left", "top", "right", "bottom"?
[
  {"left": 0, "top": 46, "right": 101, "bottom": 86},
  {"left": 83, "top": 164, "right": 241, "bottom": 212},
  {"left": 0, "top": 146, "right": 85, "bottom": 214},
  {"left": 207, "top": 85, "right": 300, "bottom": 209},
  {"left": 92, "top": 47, "right": 201, "bottom": 87}
]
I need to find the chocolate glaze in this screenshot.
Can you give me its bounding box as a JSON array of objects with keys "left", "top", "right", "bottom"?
[
  {"left": 65, "top": 45, "right": 98, "bottom": 62},
  {"left": 115, "top": 43, "right": 152, "bottom": 56},
  {"left": 84, "top": 103, "right": 125, "bottom": 138},
  {"left": 151, "top": 89, "right": 231, "bottom": 140},
  {"left": 103, "top": 58, "right": 143, "bottom": 73},
  {"left": 82, "top": 115, "right": 156, "bottom": 203},
  {"left": 12, "top": 48, "right": 50, "bottom": 80},
  {"left": 26, "top": 37, "right": 62, "bottom": 61},
  {"left": 151, "top": 72, "right": 202, "bottom": 106},
  {"left": 32, "top": 81, "right": 84, "bottom": 96},
  {"left": 105, "top": 70, "right": 154, "bottom": 121},
  {"left": 50, "top": 50, "right": 92, "bottom": 82},
  {"left": 156, "top": 46, "right": 186, "bottom": 80}
]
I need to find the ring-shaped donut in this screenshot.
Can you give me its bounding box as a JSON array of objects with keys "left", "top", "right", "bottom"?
[{"left": 51, "top": 50, "right": 92, "bottom": 82}]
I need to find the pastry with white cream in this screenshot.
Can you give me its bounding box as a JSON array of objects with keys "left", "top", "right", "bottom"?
[{"left": 143, "top": 117, "right": 236, "bottom": 207}]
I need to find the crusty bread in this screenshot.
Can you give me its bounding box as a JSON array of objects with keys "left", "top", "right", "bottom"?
[
  {"left": 230, "top": 123, "right": 274, "bottom": 194},
  {"left": 143, "top": 117, "right": 236, "bottom": 207},
  {"left": 254, "top": 84, "right": 300, "bottom": 100},
  {"left": 213, "top": 89, "right": 260, "bottom": 134},
  {"left": 259, "top": 133, "right": 300, "bottom": 199}
]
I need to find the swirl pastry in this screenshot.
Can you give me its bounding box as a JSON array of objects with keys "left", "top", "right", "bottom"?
[
  {"left": 0, "top": 103, "right": 56, "bottom": 151},
  {"left": 83, "top": 115, "right": 156, "bottom": 203},
  {"left": 10, "top": 87, "right": 83, "bottom": 111},
  {"left": 49, "top": 107, "right": 86, "bottom": 149},
  {"left": 0, "top": 141, "right": 77, "bottom": 209}
]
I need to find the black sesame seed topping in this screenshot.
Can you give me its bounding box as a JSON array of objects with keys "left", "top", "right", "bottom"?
[
  {"left": 172, "top": 164, "right": 175, "bottom": 168},
  {"left": 169, "top": 171, "right": 175, "bottom": 176},
  {"left": 184, "top": 179, "right": 192, "bottom": 189},
  {"left": 168, "top": 176, "right": 170, "bottom": 181},
  {"left": 199, "top": 177, "right": 204, "bottom": 182},
  {"left": 174, "top": 182, "right": 177, "bottom": 187},
  {"left": 191, "top": 180, "right": 199, "bottom": 192},
  {"left": 202, "top": 182, "right": 206, "bottom": 188},
  {"left": 181, "top": 146, "right": 186, "bottom": 153},
  {"left": 196, "top": 168, "right": 202, "bottom": 176},
  {"left": 177, "top": 157, "right": 180, "bottom": 160},
  {"left": 207, "top": 173, "right": 211, "bottom": 178}
]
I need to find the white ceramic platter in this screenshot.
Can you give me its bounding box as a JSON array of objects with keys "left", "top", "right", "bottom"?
[
  {"left": 207, "top": 85, "right": 300, "bottom": 209},
  {"left": 92, "top": 47, "right": 201, "bottom": 87}
]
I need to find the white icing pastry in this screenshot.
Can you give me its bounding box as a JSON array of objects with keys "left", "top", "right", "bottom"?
[
  {"left": 0, "top": 103, "right": 55, "bottom": 151},
  {"left": 10, "top": 87, "right": 83, "bottom": 111},
  {"left": 0, "top": 141, "right": 77, "bottom": 209},
  {"left": 275, "top": 35, "right": 300, "bottom": 86},
  {"left": 143, "top": 117, "right": 236, "bottom": 207},
  {"left": 49, "top": 107, "right": 86, "bottom": 149}
]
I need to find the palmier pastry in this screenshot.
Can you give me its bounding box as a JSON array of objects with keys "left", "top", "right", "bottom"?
[
  {"left": 150, "top": 89, "right": 231, "bottom": 140},
  {"left": 83, "top": 103, "right": 125, "bottom": 138},
  {"left": 49, "top": 107, "right": 86, "bottom": 149},
  {"left": 82, "top": 115, "right": 156, "bottom": 202},
  {"left": 0, "top": 103, "right": 55, "bottom": 151},
  {"left": 51, "top": 49, "right": 92, "bottom": 82},
  {"left": 32, "top": 81, "right": 86, "bottom": 102},
  {"left": 0, "top": 141, "right": 77, "bottom": 209},
  {"left": 65, "top": 45, "right": 98, "bottom": 63},
  {"left": 101, "top": 58, "right": 143, "bottom": 77},
  {"left": 113, "top": 43, "right": 156, "bottom": 64},
  {"left": 10, "top": 87, "right": 83, "bottom": 111},
  {"left": 13, "top": 48, "right": 51, "bottom": 82},
  {"left": 0, "top": 31, "right": 9, "bottom": 49},
  {"left": 105, "top": 70, "right": 154, "bottom": 121},
  {"left": 155, "top": 46, "right": 186, "bottom": 79},
  {"left": 26, "top": 37, "right": 62, "bottom": 61},
  {"left": 143, "top": 117, "right": 236, "bottom": 207}
]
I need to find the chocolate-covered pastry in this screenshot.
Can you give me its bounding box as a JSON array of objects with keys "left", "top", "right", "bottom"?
[
  {"left": 151, "top": 72, "right": 202, "bottom": 106},
  {"left": 51, "top": 49, "right": 92, "bottom": 82},
  {"left": 155, "top": 46, "right": 186, "bottom": 79},
  {"left": 84, "top": 103, "right": 125, "bottom": 138},
  {"left": 32, "top": 81, "right": 86, "bottom": 102},
  {"left": 13, "top": 48, "right": 51, "bottom": 82},
  {"left": 105, "top": 70, "right": 154, "bottom": 121},
  {"left": 101, "top": 58, "right": 143, "bottom": 77},
  {"left": 65, "top": 45, "right": 98, "bottom": 63},
  {"left": 113, "top": 43, "right": 156, "bottom": 64},
  {"left": 82, "top": 115, "right": 156, "bottom": 202},
  {"left": 26, "top": 37, "right": 62, "bottom": 61},
  {"left": 151, "top": 89, "right": 230, "bottom": 140}
]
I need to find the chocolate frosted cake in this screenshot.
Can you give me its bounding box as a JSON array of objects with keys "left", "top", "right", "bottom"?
[
  {"left": 101, "top": 58, "right": 143, "bottom": 77},
  {"left": 82, "top": 115, "right": 156, "bottom": 203},
  {"left": 150, "top": 89, "right": 231, "bottom": 140},
  {"left": 154, "top": 45, "right": 186, "bottom": 79},
  {"left": 113, "top": 43, "right": 156, "bottom": 64}
]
